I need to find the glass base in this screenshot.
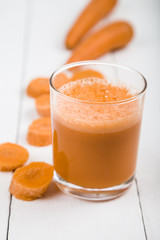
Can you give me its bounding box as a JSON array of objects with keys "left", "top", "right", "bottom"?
[{"left": 54, "top": 171, "right": 134, "bottom": 201}]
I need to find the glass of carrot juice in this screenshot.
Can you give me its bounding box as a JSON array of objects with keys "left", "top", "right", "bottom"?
[{"left": 49, "top": 61, "right": 147, "bottom": 201}]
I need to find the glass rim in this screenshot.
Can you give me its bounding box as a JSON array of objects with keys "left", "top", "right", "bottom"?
[{"left": 49, "top": 61, "right": 147, "bottom": 105}]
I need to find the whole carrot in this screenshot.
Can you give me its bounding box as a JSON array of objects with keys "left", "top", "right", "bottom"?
[
  {"left": 67, "top": 21, "right": 133, "bottom": 63},
  {"left": 65, "top": 0, "right": 117, "bottom": 49}
]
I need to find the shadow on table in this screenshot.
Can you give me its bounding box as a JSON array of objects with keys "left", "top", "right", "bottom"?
[{"left": 43, "top": 181, "right": 62, "bottom": 199}]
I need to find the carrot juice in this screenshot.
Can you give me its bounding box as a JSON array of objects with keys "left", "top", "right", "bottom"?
[
  {"left": 52, "top": 78, "right": 142, "bottom": 188},
  {"left": 50, "top": 62, "right": 147, "bottom": 200}
]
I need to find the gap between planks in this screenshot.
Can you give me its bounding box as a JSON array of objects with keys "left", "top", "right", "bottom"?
[
  {"left": 6, "top": 0, "right": 33, "bottom": 239},
  {"left": 135, "top": 178, "right": 148, "bottom": 240}
]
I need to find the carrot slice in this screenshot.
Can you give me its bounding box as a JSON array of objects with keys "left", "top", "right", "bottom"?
[
  {"left": 53, "top": 73, "right": 70, "bottom": 89},
  {"left": 0, "top": 143, "right": 29, "bottom": 171},
  {"left": 27, "top": 118, "right": 52, "bottom": 146},
  {"left": 71, "top": 69, "right": 104, "bottom": 81},
  {"left": 27, "top": 77, "right": 49, "bottom": 98},
  {"left": 65, "top": 0, "right": 117, "bottom": 49},
  {"left": 67, "top": 21, "right": 133, "bottom": 63},
  {"left": 9, "top": 162, "right": 54, "bottom": 201},
  {"left": 35, "top": 94, "right": 50, "bottom": 117}
]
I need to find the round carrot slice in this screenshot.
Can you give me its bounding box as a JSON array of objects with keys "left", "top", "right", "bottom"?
[
  {"left": 70, "top": 69, "right": 104, "bottom": 81},
  {"left": 35, "top": 94, "right": 50, "bottom": 117},
  {"left": 53, "top": 73, "right": 70, "bottom": 89},
  {"left": 0, "top": 143, "right": 29, "bottom": 171},
  {"left": 27, "top": 77, "right": 49, "bottom": 98},
  {"left": 27, "top": 118, "right": 52, "bottom": 146},
  {"left": 9, "top": 162, "right": 54, "bottom": 201}
]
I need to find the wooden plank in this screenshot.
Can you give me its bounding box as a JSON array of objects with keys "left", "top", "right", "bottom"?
[
  {"left": 0, "top": 0, "right": 27, "bottom": 239},
  {"left": 111, "top": 0, "right": 160, "bottom": 239},
  {"left": 9, "top": 184, "right": 145, "bottom": 240},
  {"left": 7, "top": 0, "right": 146, "bottom": 239},
  {"left": 137, "top": 44, "right": 160, "bottom": 240}
]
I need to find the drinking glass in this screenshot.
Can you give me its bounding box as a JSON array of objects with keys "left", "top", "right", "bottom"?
[{"left": 50, "top": 61, "right": 147, "bottom": 201}]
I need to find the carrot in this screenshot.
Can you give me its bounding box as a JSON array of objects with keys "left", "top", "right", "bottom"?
[
  {"left": 67, "top": 21, "right": 134, "bottom": 63},
  {"left": 70, "top": 69, "right": 104, "bottom": 81},
  {"left": 35, "top": 94, "right": 50, "bottom": 117},
  {"left": 53, "top": 73, "right": 70, "bottom": 89},
  {"left": 9, "top": 162, "right": 54, "bottom": 201},
  {"left": 27, "top": 77, "right": 49, "bottom": 98},
  {"left": 0, "top": 143, "right": 29, "bottom": 171},
  {"left": 65, "top": 0, "right": 117, "bottom": 49},
  {"left": 27, "top": 118, "right": 52, "bottom": 146}
]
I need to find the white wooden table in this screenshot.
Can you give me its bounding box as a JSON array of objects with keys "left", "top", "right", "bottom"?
[{"left": 0, "top": 0, "right": 159, "bottom": 239}]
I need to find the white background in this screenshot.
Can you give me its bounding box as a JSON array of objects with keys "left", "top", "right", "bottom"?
[{"left": 0, "top": 0, "right": 159, "bottom": 239}]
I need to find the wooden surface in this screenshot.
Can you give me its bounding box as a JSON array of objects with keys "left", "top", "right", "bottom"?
[{"left": 0, "top": 0, "right": 159, "bottom": 239}]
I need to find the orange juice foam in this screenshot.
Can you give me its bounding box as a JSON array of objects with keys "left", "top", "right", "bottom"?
[{"left": 54, "top": 78, "right": 141, "bottom": 134}]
